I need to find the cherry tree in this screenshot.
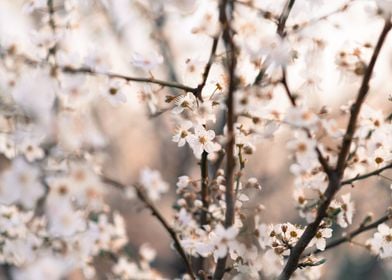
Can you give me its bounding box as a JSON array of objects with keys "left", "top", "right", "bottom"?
[{"left": 0, "top": 0, "right": 391, "bottom": 279}]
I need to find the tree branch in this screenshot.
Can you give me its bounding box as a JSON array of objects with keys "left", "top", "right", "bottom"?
[
  {"left": 279, "top": 18, "right": 392, "bottom": 280},
  {"left": 341, "top": 163, "right": 392, "bottom": 186},
  {"left": 195, "top": 35, "right": 220, "bottom": 101},
  {"left": 213, "top": 0, "right": 238, "bottom": 278},
  {"left": 335, "top": 19, "right": 392, "bottom": 176},
  {"left": 313, "top": 211, "right": 392, "bottom": 255},
  {"left": 102, "top": 177, "right": 196, "bottom": 280},
  {"left": 61, "top": 65, "right": 196, "bottom": 93},
  {"left": 277, "top": 0, "right": 296, "bottom": 37}
]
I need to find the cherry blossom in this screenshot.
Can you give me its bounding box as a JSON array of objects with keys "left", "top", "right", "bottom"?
[
  {"left": 187, "top": 125, "right": 221, "bottom": 158},
  {"left": 139, "top": 168, "right": 169, "bottom": 201},
  {"left": 131, "top": 52, "right": 164, "bottom": 71},
  {"left": 368, "top": 223, "right": 392, "bottom": 258},
  {"left": 172, "top": 120, "right": 193, "bottom": 147},
  {"left": 310, "top": 227, "right": 333, "bottom": 251}
]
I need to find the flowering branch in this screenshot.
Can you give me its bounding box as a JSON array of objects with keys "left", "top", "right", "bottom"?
[
  {"left": 0, "top": 45, "right": 198, "bottom": 96},
  {"left": 213, "top": 0, "right": 238, "bottom": 278},
  {"left": 279, "top": 18, "right": 392, "bottom": 280},
  {"left": 276, "top": 1, "right": 332, "bottom": 175},
  {"left": 313, "top": 210, "right": 392, "bottom": 255},
  {"left": 341, "top": 163, "right": 392, "bottom": 186},
  {"left": 61, "top": 66, "right": 196, "bottom": 94},
  {"left": 101, "top": 177, "right": 196, "bottom": 280}
]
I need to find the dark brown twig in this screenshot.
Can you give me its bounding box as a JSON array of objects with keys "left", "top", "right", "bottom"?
[
  {"left": 277, "top": 0, "right": 296, "bottom": 37},
  {"left": 313, "top": 211, "right": 392, "bottom": 255},
  {"left": 287, "top": 0, "right": 353, "bottom": 33},
  {"left": 341, "top": 163, "right": 392, "bottom": 186},
  {"left": 213, "top": 0, "right": 237, "bottom": 278},
  {"left": 61, "top": 65, "right": 196, "bottom": 93},
  {"left": 195, "top": 35, "right": 220, "bottom": 101},
  {"left": 102, "top": 177, "right": 196, "bottom": 280}
]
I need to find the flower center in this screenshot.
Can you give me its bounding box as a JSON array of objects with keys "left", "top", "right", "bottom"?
[
  {"left": 109, "top": 88, "right": 118, "bottom": 95},
  {"left": 199, "top": 136, "right": 207, "bottom": 144}
]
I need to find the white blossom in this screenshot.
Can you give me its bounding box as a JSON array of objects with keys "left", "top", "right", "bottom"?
[{"left": 187, "top": 125, "right": 221, "bottom": 158}]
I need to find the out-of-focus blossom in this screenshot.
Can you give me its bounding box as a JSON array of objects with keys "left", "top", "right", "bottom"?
[
  {"left": 0, "top": 157, "right": 45, "bottom": 209},
  {"left": 131, "top": 52, "right": 163, "bottom": 71},
  {"left": 101, "top": 79, "right": 127, "bottom": 106},
  {"left": 139, "top": 168, "right": 169, "bottom": 201}
]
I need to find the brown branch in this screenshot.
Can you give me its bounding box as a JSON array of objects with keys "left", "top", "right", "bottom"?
[
  {"left": 335, "top": 19, "right": 392, "bottom": 176},
  {"left": 47, "top": 0, "right": 57, "bottom": 65},
  {"left": 235, "top": 0, "right": 279, "bottom": 24},
  {"left": 195, "top": 35, "right": 220, "bottom": 101},
  {"left": 0, "top": 46, "right": 198, "bottom": 96},
  {"left": 312, "top": 211, "right": 392, "bottom": 255},
  {"left": 200, "top": 151, "right": 210, "bottom": 227},
  {"left": 341, "top": 163, "right": 392, "bottom": 186},
  {"left": 102, "top": 177, "right": 196, "bottom": 280},
  {"left": 288, "top": 0, "right": 353, "bottom": 33},
  {"left": 213, "top": 0, "right": 238, "bottom": 278},
  {"left": 281, "top": 67, "right": 296, "bottom": 106},
  {"left": 277, "top": 0, "right": 296, "bottom": 37},
  {"left": 195, "top": 151, "right": 210, "bottom": 274},
  {"left": 279, "top": 18, "right": 392, "bottom": 280},
  {"left": 60, "top": 65, "right": 196, "bottom": 93}
]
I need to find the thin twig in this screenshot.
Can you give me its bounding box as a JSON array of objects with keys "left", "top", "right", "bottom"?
[
  {"left": 235, "top": 0, "right": 279, "bottom": 24},
  {"left": 287, "top": 0, "right": 354, "bottom": 33},
  {"left": 102, "top": 177, "right": 196, "bottom": 280},
  {"left": 195, "top": 35, "right": 220, "bottom": 101},
  {"left": 279, "top": 18, "right": 392, "bottom": 280},
  {"left": 336, "top": 20, "right": 392, "bottom": 176},
  {"left": 213, "top": 0, "right": 237, "bottom": 278},
  {"left": 341, "top": 163, "right": 392, "bottom": 186},
  {"left": 200, "top": 151, "right": 210, "bottom": 227},
  {"left": 61, "top": 65, "right": 196, "bottom": 93},
  {"left": 312, "top": 211, "right": 392, "bottom": 255},
  {"left": 47, "top": 0, "right": 57, "bottom": 66},
  {"left": 195, "top": 151, "right": 210, "bottom": 274},
  {"left": 277, "top": 0, "right": 296, "bottom": 37},
  {"left": 276, "top": 3, "right": 332, "bottom": 174}
]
